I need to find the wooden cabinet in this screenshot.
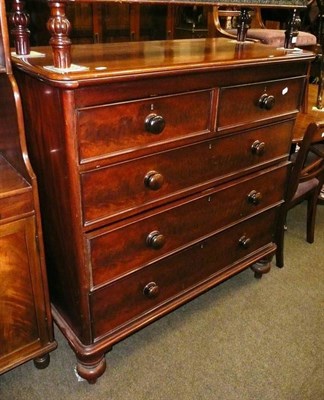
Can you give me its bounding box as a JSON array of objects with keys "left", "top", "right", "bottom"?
[
  {"left": 12, "top": 28, "right": 313, "bottom": 383},
  {"left": 0, "top": 0, "right": 56, "bottom": 375}
]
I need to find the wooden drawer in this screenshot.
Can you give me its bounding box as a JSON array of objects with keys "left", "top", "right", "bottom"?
[
  {"left": 76, "top": 90, "right": 212, "bottom": 163},
  {"left": 90, "top": 208, "right": 277, "bottom": 339},
  {"left": 81, "top": 119, "right": 293, "bottom": 226},
  {"left": 0, "top": 191, "right": 33, "bottom": 222},
  {"left": 0, "top": 155, "right": 34, "bottom": 221},
  {"left": 217, "top": 77, "right": 304, "bottom": 131},
  {"left": 88, "top": 164, "right": 288, "bottom": 287}
]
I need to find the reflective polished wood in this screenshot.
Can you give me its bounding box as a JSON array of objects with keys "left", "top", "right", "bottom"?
[
  {"left": 0, "top": 0, "right": 56, "bottom": 375},
  {"left": 12, "top": 37, "right": 314, "bottom": 383}
]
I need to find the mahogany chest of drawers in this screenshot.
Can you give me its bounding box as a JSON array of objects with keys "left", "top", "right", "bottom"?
[{"left": 12, "top": 38, "right": 313, "bottom": 383}]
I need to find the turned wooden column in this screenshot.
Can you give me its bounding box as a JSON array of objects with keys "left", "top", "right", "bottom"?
[
  {"left": 284, "top": 8, "right": 301, "bottom": 48},
  {"left": 236, "top": 8, "right": 252, "bottom": 42},
  {"left": 47, "top": 0, "right": 71, "bottom": 68},
  {"left": 10, "top": 0, "right": 30, "bottom": 55}
]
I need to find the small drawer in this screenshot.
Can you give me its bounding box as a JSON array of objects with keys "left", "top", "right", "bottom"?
[
  {"left": 0, "top": 191, "right": 34, "bottom": 222},
  {"left": 90, "top": 208, "right": 277, "bottom": 339},
  {"left": 76, "top": 90, "right": 212, "bottom": 163},
  {"left": 88, "top": 164, "right": 288, "bottom": 287},
  {"left": 80, "top": 119, "right": 293, "bottom": 226},
  {"left": 217, "top": 77, "right": 304, "bottom": 131},
  {"left": 0, "top": 156, "right": 34, "bottom": 221}
]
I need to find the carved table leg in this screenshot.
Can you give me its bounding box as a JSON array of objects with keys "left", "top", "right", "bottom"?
[
  {"left": 236, "top": 8, "right": 252, "bottom": 42},
  {"left": 76, "top": 353, "right": 107, "bottom": 384},
  {"left": 251, "top": 257, "right": 272, "bottom": 279},
  {"left": 10, "top": 0, "right": 30, "bottom": 55},
  {"left": 47, "top": 0, "right": 72, "bottom": 69},
  {"left": 33, "top": 353, "right": 50, "bottom": 369}
]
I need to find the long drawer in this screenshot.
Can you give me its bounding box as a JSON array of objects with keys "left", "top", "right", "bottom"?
[
  {"left": 217, "top": 77, "right": 304, "bottom": 131},
  {"left": 88, "top": 164, "right": 288, "bottom": 287},
  {"left": 76, "top": 90, "right": 213, "bottom": 163},
  {"left": 80, "top": 119, "right": 293, "bottom": 226},
  {"left": 90, "top": 207, "right": 277, "bottom": 340}
]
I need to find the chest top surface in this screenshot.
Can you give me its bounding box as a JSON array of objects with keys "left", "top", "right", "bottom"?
[{"left": 12, "top": 38, "right": 314, "bottom": 87}]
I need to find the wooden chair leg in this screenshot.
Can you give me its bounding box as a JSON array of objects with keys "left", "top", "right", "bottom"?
[
  {"left": 275, "top": 215, "right": 286, "bottom": 268},
  {"left": 306, "top": 188, "right": 320, "bottom": 243},
  {"left": 275, "top": 235, "right": 284, "bottom": 268}
]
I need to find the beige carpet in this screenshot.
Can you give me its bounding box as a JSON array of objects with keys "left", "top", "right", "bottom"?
[{"left": 1, "top": 202, "right": 323, "bottom": 400}]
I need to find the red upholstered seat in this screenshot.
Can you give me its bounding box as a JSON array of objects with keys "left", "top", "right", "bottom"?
[
  {"left": 213, "top": 6, "right": 317, "bottom": 50},
  {"left": 227, "top": 28, "right": 317, "bottom": 48}
]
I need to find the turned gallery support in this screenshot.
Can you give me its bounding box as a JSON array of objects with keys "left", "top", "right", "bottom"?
[
  {"left": 10, "top": 0, "right": 72, "bottom": 69},
  {"left": 236, "top": 7, "right": 301, "bottom": 49},
  {"left": 284, "top": 8, "right": 301, "bottom": 48},
  {"left": 47, "top": 0, "right": 72, "bottom": 69},
  {"left": 236, "top": 8, "right": 252, "bottom": 42},
  {"left": 10, "top": 0, "right": 30, "bottom": 55}
]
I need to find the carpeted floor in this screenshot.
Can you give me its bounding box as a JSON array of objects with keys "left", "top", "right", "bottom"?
[{"left": 0, "top": 202, "right": 323, "bottom": 400}]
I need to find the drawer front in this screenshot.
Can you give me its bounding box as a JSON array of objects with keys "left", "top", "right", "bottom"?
[
  {"left": 77, "top": 90, "right": 212, "bottom": 163},
  {"left": 90, "top": 208, "right": 277, "bottom": 339},
  {"left": 0, "top": 192, "right": 34, "bottom": 222},
  {"left": 88, "top": 164, "right": 288, "bottom": 287},
  {"left": 217, "top": 77, "right": 304, "bottom": 131},
  {"left": 81, "top": 119, "right": 293, "bottom": 226}
]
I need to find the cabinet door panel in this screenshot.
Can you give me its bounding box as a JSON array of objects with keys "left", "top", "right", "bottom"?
[{"left": 0, "top": 217, "right": 47, "bottom": 371}]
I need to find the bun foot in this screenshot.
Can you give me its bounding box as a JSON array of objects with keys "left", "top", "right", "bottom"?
[
  {"left": 76, "top": 354, "right": 106, "bottom": 384},
  {"left": 33, "top": 353, "right": 50, "bottom": 369},
  {"left": 251, "top": 259, "right": 271, "bottom": 279}
]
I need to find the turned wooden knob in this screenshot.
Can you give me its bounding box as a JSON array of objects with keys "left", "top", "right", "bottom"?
[
  {"left": 239, "top": 235, "right": 251, "bottom": 249},
  {"left": 144, "top": 171, "right": 164, "bottom": 190},
  {"left": 143, "top": 282, "right": 159, "bottom": 299},
  {"left": 251, "top": 140, "right": 265, "bottom": 156},
  {"left": 144, "top": 113, "right": 165, "bottom": 134},
  {"left": 258, "top": 93, "right": 275, "bottom": 110},
  {"left": 146, "top": 230, "right": 166, "bottom": 249},
  {"left": 247, "top": 190, "right": 262, "bottom": 205}
]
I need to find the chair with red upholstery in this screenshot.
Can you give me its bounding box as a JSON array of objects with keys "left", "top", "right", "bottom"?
[
  {"left": 213, "top": 6, "right": 317, "bottom": 49},
  {"left": 276, "top": 121, "right": 324, "bottom": 268}
]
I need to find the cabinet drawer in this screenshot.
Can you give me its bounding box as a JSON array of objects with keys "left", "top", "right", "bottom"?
[
  {"left": 77, "top": 90, "right": 212, "bottom": 163},
  {"left": 0, "top": 191, "right": 33, "bottom": 221},
  {"left": 217, "top": 77, "right": 304, "bottom": 131},
  {"left": 90, "top": 208, "right": 277, "bottom": 339},
  {"left": 88, "top": 164, "right": 288, "bottom": 287},
  {"left": 81, "top": 119, "right": 293, "bottom": 226}
]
